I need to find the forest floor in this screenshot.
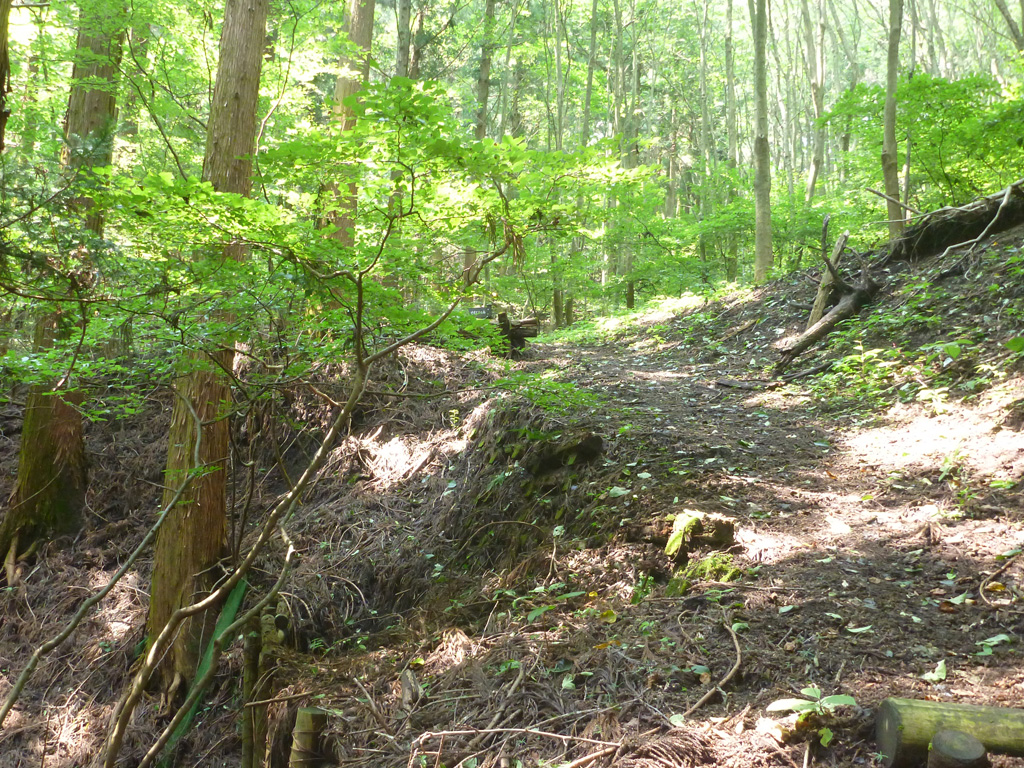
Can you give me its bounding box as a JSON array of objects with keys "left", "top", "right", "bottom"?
[{"left": 1, "top": 226, "right": 1023, "bottom": 768}]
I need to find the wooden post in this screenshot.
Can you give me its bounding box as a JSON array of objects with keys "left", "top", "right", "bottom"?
[
  {"left": 876, "top": 697, "right": 1024, "bottom": 768},
  {"left": 240, "top": 625, "right": 260, "bottom": 768}
]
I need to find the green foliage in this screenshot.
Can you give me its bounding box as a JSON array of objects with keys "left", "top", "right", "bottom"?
[{"left": 827, "top": 75, "right": 1024, "bottom": 210}]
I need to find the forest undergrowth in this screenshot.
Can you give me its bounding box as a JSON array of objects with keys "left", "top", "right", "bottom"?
[{"left": 1, "top": 226, "right": 1023, "bottom": 768}]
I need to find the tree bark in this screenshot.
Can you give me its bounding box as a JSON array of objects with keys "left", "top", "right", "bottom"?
[
  {"left": 0, "top": 0, "right": 12, "bottom": 152},
  {"left": 992, "top": 0, "right": 1024, "bottom": 53},
  {"left": 0, "top": 1, "right": 124, "bottom": 568},
  {"left": 147, "top": 0, "right": 268, "bottom": 698},
  {"left": 882, "top": 0, "right": 905, "bottom": 239},
  {"left": 751, "top": 0, "right": 773, "bottom": 282},
  {"left": 395, "top": 0, "right": 412, "bottom": 77}
]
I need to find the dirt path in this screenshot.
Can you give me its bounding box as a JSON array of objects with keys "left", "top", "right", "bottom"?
[{"left": 520, "top": 297, "right": 1024, "bottom": 765}]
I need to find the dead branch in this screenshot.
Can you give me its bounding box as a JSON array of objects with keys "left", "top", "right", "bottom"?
[
  {"left": 776, "top": 268, "right": 880, "bottom": 373},
  {"left": 807, "top": 231, "right": 850, "bottom": 329},
  {"left": 866, "top": 187, "right": 923, "bottom": 215},
  {"left": 678, "top": 613, "right": 743, "bottom": 719}
]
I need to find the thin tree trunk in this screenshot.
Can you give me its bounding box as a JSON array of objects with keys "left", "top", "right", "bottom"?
[
  {"left": 724, "top": 0, "right": 739, "bottom": 280},
  {"left": 751, "top": 0, "right": 773, "bottom": 282},
  {"left": 396, "top": 0, "right": 412, "bottom": 77},
  {"left": 882, "top": 0, "right": 905, "bottom": 239},
  {"left": 802, "top": 0, "right": 826, "bottom": 202},
  {"left": 993, "top": 0, "right": 1024, "bottom": 53},
  {"left": 330, "top": 0, "right": 377, "bottom": 247},
  {"left": 408, "top": 8, "right": 425, "bottom": 79},
  {"left": 147, "top": 0, "right": 268, "bottom": 698},
  {"left": 474, "top": 0, "right": 496, "bottom": 141},
  {"left": 0, "top": 0, "right": 13, "bottom": 152}
]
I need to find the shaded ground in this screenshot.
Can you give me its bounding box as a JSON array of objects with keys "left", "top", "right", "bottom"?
[{"left": 1, "top": 226, "right": 1023, "bottom": 768}]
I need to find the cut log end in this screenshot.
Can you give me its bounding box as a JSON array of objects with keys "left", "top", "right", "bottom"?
[{"left": 928, "top": 730, "right": 990, "bottom": 768}]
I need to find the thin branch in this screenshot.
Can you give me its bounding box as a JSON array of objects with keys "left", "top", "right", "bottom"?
[
  {"left": 678, "top": 612, "right": 743, "bottom": 718},
  {"left": 866, "top": 186, "right": 923, "bottom": 215}
]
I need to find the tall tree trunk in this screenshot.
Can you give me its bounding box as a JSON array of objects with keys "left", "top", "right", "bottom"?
[
  {"left": 724, "top": 0, "right": 739, "bottom": 281},
  {"left": 802, "top": 0, "right": 826, "bottom": 202},
  {"left": 582, "top": 0, "right": 599, "bottom": 146},
  {"left": 882, "top": 0, "right": 904, "bottom": 239},
  {"left": 330, "top": 0, "right": 377, "bottom": 247},
  {"left": 464, "top": 0, "right": 496, "bottom": 290},
  {"left": 396, "top": 0, "right": 412, "bottom": 77},
  {"left": 0, "top": 1, "right": 124, "bottom": 568},
  {"left": 992, "top": 0, "right": 1024, "bottom": 53},
  {"left": 147, "top": 0, "right": 268, "bottom": 699},
  {"left": 0, "top": 0, "right": 12, "bottom": 152},
  {"left": 474, "top": 0, "right": 496, "bottom": 141},
  {"left": 750, "top": 0, "right": 773, "bottom": 283}
]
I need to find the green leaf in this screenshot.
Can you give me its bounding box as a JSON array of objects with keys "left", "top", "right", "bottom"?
[
  {"left": 1006, "top": 337, "right": 1024, "bottom": 353},
  {"left": 819, "top": 694, "right": 857, "bottom": 709},
  {"left": 921, "top": 659, "right": 947, "bottom": 682},
  {"left": 766, "top": 698, "right": 818, "bottom": 713},
  {"left": 527, "top": 605, "right": 554, "bottom": 622},
  {"left": 846, "top": 624, "right": 874, "bottom": 634},
  {"left": 665, "top": 529, "right": 686, "bottom": 557},
  {"left": 608, "top": 486, "right": 631, "bottom": 498},
  {"left": 669, "top": 714, "right": 687, "bottom": 727},
  {"left": 800, "top": 686, "right": 822, "bottom": 700},
  {"left": 818, "top": 727, "right": 834, "bottom": 747},
  {"left": 977, "top": 633, "right": 1011, "bottom": 648}
]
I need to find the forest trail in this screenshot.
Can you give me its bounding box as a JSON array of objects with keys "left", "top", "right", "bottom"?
[
  {"left": 500, "top": 256, "right": 1024, "bottom": 764},
  {"left": 1, "top": 238, "right": 1023, "bottom": 768}
]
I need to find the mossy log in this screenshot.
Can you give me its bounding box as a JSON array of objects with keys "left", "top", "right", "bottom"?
[{"left": 876, "top": 697, "right": 1024, "bottom": 768}]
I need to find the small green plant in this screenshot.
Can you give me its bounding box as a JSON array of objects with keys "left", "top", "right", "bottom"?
[{"left": 767, "top": 686, "right": 857, "bottom": 746}]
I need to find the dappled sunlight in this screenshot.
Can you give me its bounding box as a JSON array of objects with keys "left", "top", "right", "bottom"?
[{"left": 841, "top": 382, "right": 1024, "bottom": 483}]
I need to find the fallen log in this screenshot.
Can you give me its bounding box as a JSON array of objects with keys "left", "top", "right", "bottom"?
[
  {"left": 807, "top": 230, "right": 849, "bottom": 330},
  {"left": 876, "top": 697, "right": 1024, "bottom": 768},
  {"left": 879, "top": 179, "right": 1024, "bottom": 267},
  {"left": 775, "top": 268, "right": 879, "bottom": 372}
]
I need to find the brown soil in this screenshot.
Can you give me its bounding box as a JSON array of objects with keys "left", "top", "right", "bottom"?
[{"left": 1, "top": 227, "right": 1023, "bottom": 768}]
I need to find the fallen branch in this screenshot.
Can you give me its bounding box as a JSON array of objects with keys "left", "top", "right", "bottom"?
[
  {"left": 678, "top": 613, "right": 743, "bottom": 719},
  {"left": 776, "top": 269, "right": 880, "bottom": 373},
  {"left": 414, "top": 728, "right": 621, "bottom": 749}
]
